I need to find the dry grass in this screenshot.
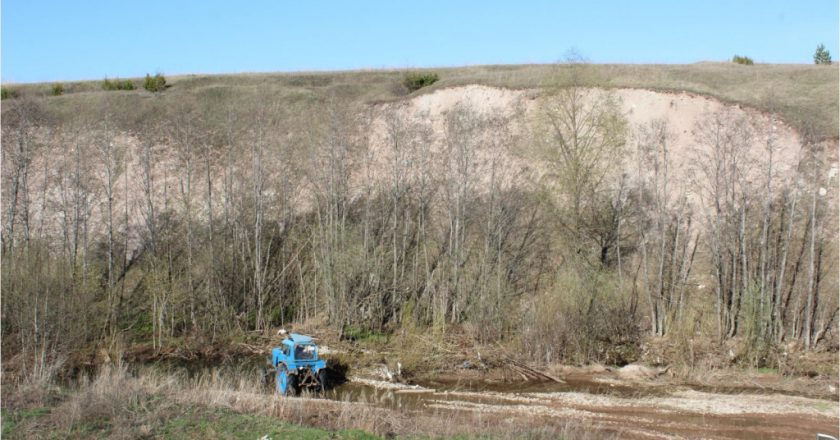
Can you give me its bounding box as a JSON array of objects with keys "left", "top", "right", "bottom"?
[
  {"left": 2, "top": 363, "right": 618, "bottom": 439},
  {"left": 1, "top": 352, "right": 67, "bottom": 409},
  {"left": 48, "top": 364, "right": 147, "bottom": 438},
  {"left": 4, "top": 63, "right": 837, "bottom": 140}
]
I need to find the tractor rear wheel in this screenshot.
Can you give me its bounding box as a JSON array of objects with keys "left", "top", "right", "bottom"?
[
  {"left": 287, "top": 372, "right": 298, "bottom": 395},
  {"left": 317, "top": 368, "right": 329, "bottom": 392}
]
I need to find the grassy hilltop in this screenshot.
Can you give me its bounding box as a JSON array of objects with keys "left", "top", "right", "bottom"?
[{"left": 5, "top": 62, "right": 838, "bottom": 139}]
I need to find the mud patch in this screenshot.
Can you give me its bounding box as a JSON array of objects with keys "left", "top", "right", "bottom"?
[{"left": 326, "top": 374, "right": 840, "bottom": 439}]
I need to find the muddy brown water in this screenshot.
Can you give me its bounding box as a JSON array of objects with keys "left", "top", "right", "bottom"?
[
  {"left": 131, "top": 357, "right": 838, "bottom": 439},
  {"left": 138, "top": 356, "right": 667, "bottom": 408},
  {"left": 321, "top": 376, "right": 839, "bottom": 440}
]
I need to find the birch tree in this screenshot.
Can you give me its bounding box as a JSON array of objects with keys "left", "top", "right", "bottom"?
[{"left": 530, "top": 82, "right": 627, "bottom": 263}]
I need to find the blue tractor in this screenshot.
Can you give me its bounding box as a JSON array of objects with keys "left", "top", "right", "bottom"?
[{"left": 268, "top": 333, "right": 328, "bottom": 396}]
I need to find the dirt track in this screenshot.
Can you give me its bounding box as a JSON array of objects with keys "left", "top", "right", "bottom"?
[{"left": 332, "top": 373, "right": 839, "bottom": 439}]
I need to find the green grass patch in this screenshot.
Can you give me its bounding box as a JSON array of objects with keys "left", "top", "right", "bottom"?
[
  {"left": 342, "top": 325, "right": 389, "bottom": 345},
  {"left": 2, "top": 398, "right": 380, "bottom": 440},
  {"left": 1, "top": 407, "right": 51, "bottom": 438},
  {"left": 159, "top": 405, "right": 379, "bottom": 439},
  {"left": 128, "top": 311, "right": 155, "bottom": 340},
  {"left": 813, "top": 401, "right": 834, "bottom": 412}
]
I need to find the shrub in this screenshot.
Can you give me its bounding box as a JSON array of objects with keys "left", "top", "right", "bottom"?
[
  {"left": 341, "top": 324, "right": 388, "bottom": 344},
  {"left": 732, "top": 55, "right": 754, "bottom": 65},
  {"left": 143, "top": 73, "right": 166, "bottom": 92},
  {"left": 1, "top": 86, "right": 18, "bottom": 100},
  {"left": 51, "top": 364, "right": 145, "bottom": 433},
  {"left": 50, "top": 83, "right": 65, "bottom": 96},
  {"left": 814, "top": 43, "right": 832, "bottom": 65},
  {"left": 102, "top": 78, "right": 136, "bottom": 91},
  {"left": 403, "top": 71, "right": 439, "bottom": 92},
  {"left": 519, "top": 269, "right": 641, "bottom": 365}
]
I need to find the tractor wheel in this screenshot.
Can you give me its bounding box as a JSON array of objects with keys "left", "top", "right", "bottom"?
[
  {"left": 287, "top": 372, "right": 299, "bottom": 396},
  {"left": 317, "top": 368, "right": 329, "bottom": 392},
  {"left": 276, "top": 364, "right": 292, "bottom": 396}
]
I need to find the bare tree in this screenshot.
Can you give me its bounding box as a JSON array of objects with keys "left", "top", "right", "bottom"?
[
  {"left": 96, "top": 112, "right": 122, "bottom": 335},
  {"left": 442, "top": 103, "right": 481, "bottom": 324},
  {"left": 304, "top": 96, "right": 363, "bottom": 328},
  {"left": 633, "top": 120, "right": 696, "bottom": 335},
  {"left": 380, "top": 105, "right": 430, "bottom": 325},
  {"left": 167, "top": 103, "right": 207, "bottom": 329},
  {"left": 692, "top": 110, "right": 754, "bottom": 339},
  {"left": 237, "top": 98, "right": 290, "bottom": 331},
  {"left": 2, "top": 98, "right": 45, "bottom": 253},
  {"left": 530, "top": 77, "right": 627, "bottom": 262},
  {"left": 803, "top": 136, "right": 822, "bottom": 348}
]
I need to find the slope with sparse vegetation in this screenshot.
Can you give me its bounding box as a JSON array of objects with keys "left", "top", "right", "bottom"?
[{"left": 1, "top": 62, "right": 838, "bottom": 438}]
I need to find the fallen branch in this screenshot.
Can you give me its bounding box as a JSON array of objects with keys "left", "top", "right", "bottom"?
[
  {"left": 492, "top": 342, "right": 565, "bottom": 383},
  {"left": 508, "top": 359, "right": 565, "bottom": 383},
  {"left": 236, "top": 342, "right": 267, "bottom": 355}
]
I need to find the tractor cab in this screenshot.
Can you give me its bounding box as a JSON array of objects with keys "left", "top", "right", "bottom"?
[{"left": 272, "top": 334, "right": 319, "bottom": 365}]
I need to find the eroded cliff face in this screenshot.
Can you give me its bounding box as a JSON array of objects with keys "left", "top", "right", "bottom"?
[
  {"left": 5, "top": 84, "right": 832, "bottom": 251},
  {"left": 367, "top": 85, "right": 807, "bottom": 197}
]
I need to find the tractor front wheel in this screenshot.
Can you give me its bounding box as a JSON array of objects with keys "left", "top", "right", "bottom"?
[{"left": 276, "top": 364, "right": 297, "bottom": 396}]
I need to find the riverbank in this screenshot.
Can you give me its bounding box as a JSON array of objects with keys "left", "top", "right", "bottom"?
[
  {"left": 3, "top": 324, "right": 838, "bottom": 439},
  {"left": 3, "top": 359, "right": 838, "bottom": 439}
]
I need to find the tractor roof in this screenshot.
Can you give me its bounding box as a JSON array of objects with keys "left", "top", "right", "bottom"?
[{"left": 289, "top": 333, "right": 314, "bottom": 344}]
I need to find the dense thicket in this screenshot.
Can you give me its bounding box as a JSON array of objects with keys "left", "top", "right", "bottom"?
[{"left": 2, "top": 80, "right": 837, "bottom": 378}]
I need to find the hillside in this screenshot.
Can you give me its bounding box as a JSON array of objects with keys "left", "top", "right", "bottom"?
[{"left": 3, "top": 62, "right": 838, "bottom": 370}]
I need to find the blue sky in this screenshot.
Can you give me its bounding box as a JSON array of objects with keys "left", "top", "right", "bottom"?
[{"left": 2, "top": 0, "right": 838, "bottom": 83}]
